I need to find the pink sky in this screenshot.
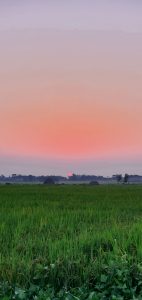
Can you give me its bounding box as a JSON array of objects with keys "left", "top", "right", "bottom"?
[{"left": 0, "top": 1, "right": 142, "bottom": 175}]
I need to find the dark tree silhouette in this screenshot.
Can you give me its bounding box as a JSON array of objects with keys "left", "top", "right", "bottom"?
[
  {"left": 124, "top": 173, "right": 129, "bottom": 183},
  {"left": 116, "top": 174, "right": 122, "bottom": 183},
  {"left": 89, "top": 181, "right": 99, "bottom": 185},
  {"left": 43, "top": 177, "right": 55, "bottom": 185}
]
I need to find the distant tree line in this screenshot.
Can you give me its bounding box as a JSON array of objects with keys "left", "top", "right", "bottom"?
[
  {"left": 0, "top": 173, "right": 142, "bottom": 185},
  {"left": 115, "top": 174, "right": 129, "bottom": 183}
]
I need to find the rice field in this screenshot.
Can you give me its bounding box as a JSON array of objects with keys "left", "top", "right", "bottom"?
[{"left": 1, "top": 184, "right": 142, "bottom": 297}]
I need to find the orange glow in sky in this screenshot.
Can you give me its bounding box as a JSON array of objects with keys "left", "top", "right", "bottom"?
[
  {"left": 1, "top": 32, "right": 142, "bottom": 161},
  {"left": 0, "top": 1, "right": 142, "bottom": 175}
]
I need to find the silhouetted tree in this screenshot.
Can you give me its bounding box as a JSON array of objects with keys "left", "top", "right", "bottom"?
[
  {"left": 89, "top": 181, "right": 99, "bottom": 185},
  {"left": 124, "top": 173, "right": 129, "bottom": 183},
  {"left": 116, "top": 174, "right": 122, "bottom": 183},
  {"left": 43, "top": 177, "right": 55, "bottom": 185}
]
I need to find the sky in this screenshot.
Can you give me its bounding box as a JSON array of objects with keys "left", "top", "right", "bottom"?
[{"left": 0, "top": 0, "right": 142, "bottom": 176}]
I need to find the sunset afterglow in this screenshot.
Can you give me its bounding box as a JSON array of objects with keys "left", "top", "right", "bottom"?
[{"left": 0, "top": 0, "right": 142, "bottom": 175}]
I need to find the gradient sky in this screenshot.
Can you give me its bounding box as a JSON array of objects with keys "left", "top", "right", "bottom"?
[{"left": 0, "top": 0, "right": 142, "bottom": 176}]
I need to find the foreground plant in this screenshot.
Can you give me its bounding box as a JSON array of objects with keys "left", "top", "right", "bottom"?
[{"left": 1, "top": 257, "right": 142, "bottom": 300}]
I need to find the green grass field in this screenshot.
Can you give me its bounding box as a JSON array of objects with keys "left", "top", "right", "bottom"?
[{"left": 1, "top": 184, "right": 142, "bottom": 298}]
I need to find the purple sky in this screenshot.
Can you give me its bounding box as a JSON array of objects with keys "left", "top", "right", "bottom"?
[
  {"left": 0, "top": 1, "right": 142, "bottom": 176},
  {"left": 1, "top": 1, "right": 142, "bottom": 32},
  {"left": 1, "top": 155, "right": 142, "bottom": 177}
]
